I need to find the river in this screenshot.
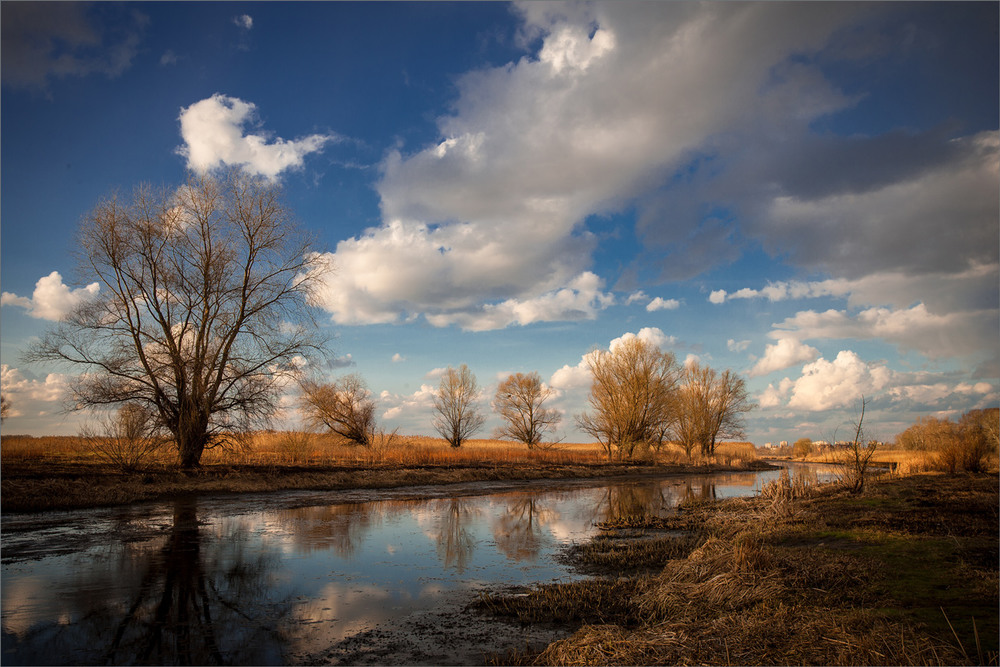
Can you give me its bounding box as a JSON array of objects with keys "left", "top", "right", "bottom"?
[{"left": 1, "top": 462, "right": 838, "bottom": 665}]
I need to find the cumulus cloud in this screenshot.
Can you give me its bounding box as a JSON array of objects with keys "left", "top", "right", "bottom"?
[
  {"left": 750, "top": 338, "right": 820, "bottom": 377},
  {"left": 314, "top": 3, "right": 872, "bottom": 329},
  {"left": 380, "top": 384, "right": 437, "bottom": 421},
  {"left": 1, "top": 271, "right": 99, "bottom": 320},
  {"left": 646, "top": 297, "right": 680, "bottom": 312},
  {"left": 778, "top": 350, "right": 893, "bottom": 412},
  {"left": 176, "top": 94, "right": 336, "bottom": 180},
  {"left": 1, "top": 365, "right": 71, "bottom": 419},
  {"left": 760, "top": 352, "right": 998, "bottom": 415},
  {"left": 307, "top": 2, "right": 994, "bottom": 339},
  {"left": 233, "top": 14, "right": 253, "bottom": 30},
  {"left": 1, "top": 3, "right": 146, "bottom": 92}
]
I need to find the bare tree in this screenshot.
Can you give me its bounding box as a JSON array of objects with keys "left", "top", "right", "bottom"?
[
  {"left": 80, "top": 403, "right": 167, "bottom": 472},
  {"left": 576, "top": 337, "right": 681, "bottom": 460},
  {"left": 433, "top": 364, "right": 486, "bottom": 448},
  {"left": 0, "top": 395, "right": 9, "bottom": 423},
  {"left": 27, "top": 170, "right": 328, "bottom": 468},
  {"left": 300, "top": 374, "right": 376, "bottom": 447},
  {"left": 672, "top": 362, "right": 755, "bottom": 458},
  {"left": 493, "top": 371, "right": 561, "bottom": 448},
  {"left": 839, "top": 397, "right": 876, "bottom": 493}
]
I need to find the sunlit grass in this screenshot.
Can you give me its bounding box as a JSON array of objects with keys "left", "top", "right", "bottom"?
[{"left": 1, "top": 432, "right": 759, "bottom": 468}]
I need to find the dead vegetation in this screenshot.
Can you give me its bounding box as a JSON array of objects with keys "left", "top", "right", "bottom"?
[
  {"left": 479, "top": 472, "right": 999, "bottom": 666},
  {"left": 0, "top": 434, "right": 765, "bottom": 513}
]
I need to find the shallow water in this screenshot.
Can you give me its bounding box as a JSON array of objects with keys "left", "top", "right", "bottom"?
[{"left": 1, "top": 463, "right": 837, "bottom": 665}]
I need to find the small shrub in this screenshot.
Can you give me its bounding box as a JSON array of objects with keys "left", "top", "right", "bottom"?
[{"left": 79, "top": 404, "right": 166, "bottom": 472}]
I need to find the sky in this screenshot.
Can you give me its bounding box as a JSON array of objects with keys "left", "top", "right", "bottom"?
[{"left": 1, "top": 1, "right": 997, "bottom": 446}]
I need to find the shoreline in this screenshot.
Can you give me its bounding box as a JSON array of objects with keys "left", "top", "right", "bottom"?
[{"left": 0, "top": 458, "right": 776, "bottom": 514}]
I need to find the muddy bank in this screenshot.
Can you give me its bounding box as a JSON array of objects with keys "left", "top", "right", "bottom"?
[{"left": 0, "top": 459, "right": 774, "bottom": 513}]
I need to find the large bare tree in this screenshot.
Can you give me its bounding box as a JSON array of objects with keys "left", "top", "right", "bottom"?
[
  {"left": 27, "top": 170, "right": 328, "bottom": 467},
  {"left": 433, "top": 364, "right": 486, "bottom": 448},
  {"left": 299, "top": 374, "right": 376, "bottom": 447},
  {"left": 493, "top": 371, "right": 561, "bottom": 448},
  {"left": 576, "top": 337, "right": 681, "bottom": 460}
]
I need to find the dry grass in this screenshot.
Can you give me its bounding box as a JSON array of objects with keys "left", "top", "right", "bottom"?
[
  {"left": 482, "top": 472, "right": 998, "bottom": 666},
  {"left": 784, "top": 446, "right": 998, "bottom": 476},
  {"left": 1, "top": 433, "right": 760, "bottom": 469}
]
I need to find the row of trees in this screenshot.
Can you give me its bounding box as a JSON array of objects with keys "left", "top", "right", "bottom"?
[
  {"left": 300, "top": 338, "right": 755, "bottom": 462},
  {"left": 22, "top": 169, "right": 754, "bottom": 468},
  {"left": 300, "top": 365, "right": 559, "bottom": 451}
]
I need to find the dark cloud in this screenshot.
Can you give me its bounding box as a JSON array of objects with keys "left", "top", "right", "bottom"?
[{"left": 1, "top": 3, "right": 146, "bottom": 92}]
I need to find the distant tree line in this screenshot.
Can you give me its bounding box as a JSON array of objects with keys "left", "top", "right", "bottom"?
[{"left": 895, "top": 408, "right": 999, "bottom": 473}]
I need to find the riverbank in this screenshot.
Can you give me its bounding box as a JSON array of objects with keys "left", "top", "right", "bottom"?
[
  {"left": 477, "top": 472, "right": 999, "bottom": 666},
  {"left": 0, "top": 458, "right": 774, "bottom": 513}
]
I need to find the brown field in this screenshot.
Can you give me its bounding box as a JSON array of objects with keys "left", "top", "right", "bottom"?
[
  {"left": 0, "top": 433, "right": 764, "bottom": 513},
  {"left": 0, "top": 432, "right": 758, "bottom": 467}
]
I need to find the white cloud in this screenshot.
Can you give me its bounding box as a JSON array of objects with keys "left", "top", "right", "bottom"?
[
  {"left": 750, "top": 338, "right": 820, "bottom": 377},
  {"left": 609, "top": 327, "right": 676, "bottom": 353},
  {"left": 625, "top": 291, "right": 648, "bottom": 305},
  {"left": 391, "top": 353, "right": 406, "bottom": 363},
  {"left": 727, "top": 339, "right": 751, "bottom": 353},
  {"left": 770, "top": 303, "right": 997, "bottom": 359},
  {"left": 381, "top": 384, "right": 437, "bottom": 421},
  {"left": 176, "top": 94, "right": 336, "bottom": 180},
  {"left": 315, "top": 3, "right": 868, "bottom": 329},
  {"left": 1, "top": 364, "right": 70, "bottom": 411},
  {"left": 424, "top": 272, "right": 615, "bottom": 331},
  {"left": 709, "top": 290, "right": 727, "bottom": 304},
  {"left": 709, "top": 262, "right": 998, "bottom": 315},
  {"left": 1, "top": 271, "right": 99, "bottom": 320},
  {"left": 683, "top": 354, "right": 701, "bottom": 368},
  {"left": 233, "top": 14, "right": 253, "bottom": 30},
  {"left": 785, "top": 351, "right": 893, "bottom": 411},
  {"left": 646, "top": 297, "right": 680, "bottom": 312}
]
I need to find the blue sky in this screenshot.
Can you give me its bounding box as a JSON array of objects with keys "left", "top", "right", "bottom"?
[{"left": 2, "top": 1, "right": 997, "bottom": 446}]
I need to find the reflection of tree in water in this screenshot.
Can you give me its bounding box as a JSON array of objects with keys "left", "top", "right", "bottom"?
[
  {"left": 681, "top": 479, "right": 718, "bottom": 502},
  {"left": 590, "top": 482, "right": 671, "bottom": 523},
  {"left": 492, "top": 495, "right": 555, "bottom": 562},
  {"left": 273, "top": 501, "right": 384, "bottom": 558},
  {"left": 434, "top": 499, "right": 478, "bottom": 572},
  {"left": 98, "top": 498, "right": 289, "bottom": 665}
]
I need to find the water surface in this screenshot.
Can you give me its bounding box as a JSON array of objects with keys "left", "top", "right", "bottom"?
[{"left": 1, "top": 463, "right": 836, "bottom": 665}]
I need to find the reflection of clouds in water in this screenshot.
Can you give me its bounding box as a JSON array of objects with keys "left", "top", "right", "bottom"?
[
  {"left": 288, "top": 581, "right": 396, "bottom": 652},
  {"left": 3, "top": 466, "right": 841, "bottom": 665}
]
